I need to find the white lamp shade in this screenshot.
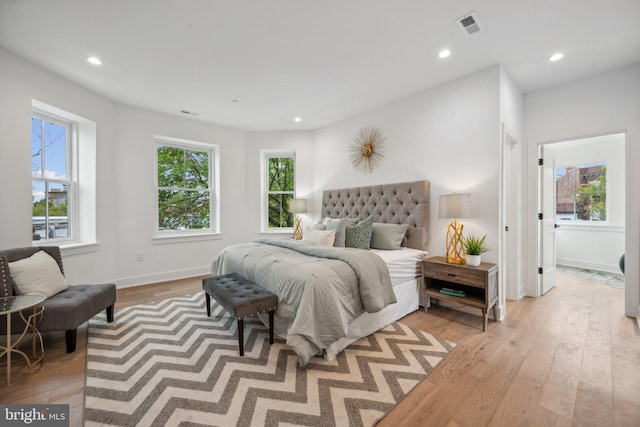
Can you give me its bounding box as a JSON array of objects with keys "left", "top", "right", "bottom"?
[
  {"left": 289, "top": 198, "right": 307, "bottom": 214},
  {"left": 439, "top": 193, "right": 472, "bottom": 218}
]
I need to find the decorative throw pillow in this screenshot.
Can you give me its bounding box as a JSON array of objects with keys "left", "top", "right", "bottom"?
[
  {"left": 302, "top": 227, "right": 336, "bottom": 246},
  {"left": 9, "top": 250, "right": 68, "bottom": 298},
  {"left": 312, "top": 223, "right": 327, "bottom": 230},
  {"left": 345, "top": 217, "right": 374, "bottom": 249},
  {"left": 325, "top": 218, "right": 348, "bottom": 247},
  {"left": 370, "top": 223, "right": 409, "bottom": 250}
]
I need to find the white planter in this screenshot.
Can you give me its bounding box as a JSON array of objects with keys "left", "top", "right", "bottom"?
[{"left": 466, "top": 254, "right": 481, "bottom": 267}]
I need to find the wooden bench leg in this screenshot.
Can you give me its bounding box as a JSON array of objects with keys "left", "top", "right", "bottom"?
[
  {"left": 106, "top": 304, "right": 114, "bottom": 323},
  {"left": 238, "top": 318, "right": 244, "bottom": 356},
  {"left": 205, "top": 293, "right": 211, "bottom": 317},
  {"left": 66, "top": 329, "right": 77, "bottom": 353},
  {"left": 269, "top": 311, "right": 274, "bottom": 344}
]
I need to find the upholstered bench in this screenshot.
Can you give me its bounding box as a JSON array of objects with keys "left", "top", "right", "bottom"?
[
  {"left": 0, "top": 246, "right": 116, "bottom": 353},
  {"left": 202, "top": 273, "right": 278, "bottom": 356}
]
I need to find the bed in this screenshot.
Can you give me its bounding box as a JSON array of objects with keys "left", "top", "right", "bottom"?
[{"left": 211, "top": 179, "right": 430, "bottom": 365}]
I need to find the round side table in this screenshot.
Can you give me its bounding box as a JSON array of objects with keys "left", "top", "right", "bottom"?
[{"left": 0, "top": 295, "right": 45, "bottom": 387}]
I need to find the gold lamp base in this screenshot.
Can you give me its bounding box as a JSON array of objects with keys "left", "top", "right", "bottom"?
[
  {"left": 446, "top": 219, "right": 465, "bottom": 264},
  {"left": 293, "top": 215, "right": 303, "bottom": 240}
]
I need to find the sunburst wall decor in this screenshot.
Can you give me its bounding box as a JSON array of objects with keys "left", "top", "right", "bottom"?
[{"left": 349, "top": 126, "right": 386, "bottom": 173}]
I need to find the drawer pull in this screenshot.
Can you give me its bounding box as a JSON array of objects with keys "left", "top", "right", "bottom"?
[{"left": 447, "top": 273, "right": 456, "bottom": 277}]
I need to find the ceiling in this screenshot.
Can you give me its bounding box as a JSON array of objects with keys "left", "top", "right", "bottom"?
[{"left": 1, "top": 0, "right": 639, "bottom": 131}]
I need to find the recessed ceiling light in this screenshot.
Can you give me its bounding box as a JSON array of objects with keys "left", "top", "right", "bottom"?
[
  {"left": 87, "top": 56, "right": 102, "bottom": 65},
  {"left": 438, "top": 49, "right": 451, "bottom": 59},
  {"left": 549, "top": 53, "right": 564, "bottom": 62},
  {"left": 294, "top": 117, "right": 302, "bottom": 123}
]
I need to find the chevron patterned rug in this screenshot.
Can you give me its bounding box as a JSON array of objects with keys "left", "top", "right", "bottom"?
[{"left": 84, "top": 293, "right": 456, "bottom": 426}]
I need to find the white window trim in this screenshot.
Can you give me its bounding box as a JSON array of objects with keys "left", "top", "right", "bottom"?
[
  {"left": 31, "top": 111, "right": 75, "bottom": 243},
  {"left": 153, "top": 135, "right": 220, "bottom": 240},
  {"left": 555, "top": 160, "right": 608, "bottom": 225},
  {"left": 260, "top": 149, "right": 296, "bottom": 233},
  {"left": 31, "top": 100, "right": 97, "bottom": 250}
]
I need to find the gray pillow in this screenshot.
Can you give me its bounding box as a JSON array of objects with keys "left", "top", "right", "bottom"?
[
  {"left": 325, "top": 218, "right": 347, "bottom": 247},
  {"left": 370, "top": 223, "right": 409, "bottom": 250},
  {"left": 312, "top": 224, "right": 327, "bottom": 230},
  {"left": 345, "top": 217, "right": 373, "bottom": 249}
]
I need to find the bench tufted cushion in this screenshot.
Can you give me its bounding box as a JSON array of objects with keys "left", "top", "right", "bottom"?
[
  {"left": 202, "top": 273, "right": 278, "bottom": 319},
  {"left": 37, "top": 284, "right": 116, "bottom": 332}
]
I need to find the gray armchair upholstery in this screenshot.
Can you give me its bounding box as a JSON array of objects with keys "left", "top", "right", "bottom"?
[{"left": 0, "top": 246, "right": 116, "bottom": 352}]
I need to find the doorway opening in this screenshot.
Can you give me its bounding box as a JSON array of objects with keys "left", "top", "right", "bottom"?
[{"left": 537, "top": 132, "right": 626, "bottom": 296}]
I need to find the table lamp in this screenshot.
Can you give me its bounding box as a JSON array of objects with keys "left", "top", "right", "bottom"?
[
  {"left": 439, "top": 193, "right": 472, "bottom": 264},
  {"left": 289, "top": 198, "right": 307, "bottom": 240}
]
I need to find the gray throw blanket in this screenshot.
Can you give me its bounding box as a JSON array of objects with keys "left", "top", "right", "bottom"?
[
  {"left": 211, "top": 238, "right": 396, "bottom": 365},
  {"left": 253, "top": 237, "right": 396, "bottom": 312}
]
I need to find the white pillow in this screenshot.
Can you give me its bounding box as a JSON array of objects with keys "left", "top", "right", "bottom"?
[
  {"left": 302, "top": 227, "right": 336, "bottom": 246},
  {"left": 9, "top": 251, "right": 68, "bottom": 298}
]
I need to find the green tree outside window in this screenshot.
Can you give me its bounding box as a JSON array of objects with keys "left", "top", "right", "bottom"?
[
  {"left": 157, "top": 145, "right": 211, "bottom": 230},
  {"left": 267, "top": 157, "right": 294, "bottom": 228}
]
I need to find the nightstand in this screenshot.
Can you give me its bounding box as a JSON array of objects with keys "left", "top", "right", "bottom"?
[{"left": 423, "top": 256, "right": 499, "bottom": 331}]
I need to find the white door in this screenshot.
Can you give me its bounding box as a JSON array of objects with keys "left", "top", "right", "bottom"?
[
  {"left": 502, "top": 129, "right": 520, "bottom": 300},
  {"left": 538, "top": 145, "right": 557, "bottom": 295}
]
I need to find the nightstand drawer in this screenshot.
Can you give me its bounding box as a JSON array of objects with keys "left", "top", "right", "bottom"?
[{"left": 424, "top": 265, "right": 485, "bottom": 288}]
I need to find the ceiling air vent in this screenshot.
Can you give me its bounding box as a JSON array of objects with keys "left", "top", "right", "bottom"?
[{"left": 456, "top": 11, "right": 483, "bottom": 36}]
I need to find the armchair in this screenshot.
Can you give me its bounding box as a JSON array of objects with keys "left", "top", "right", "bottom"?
[{"left": 0, "top": 246, "right": 116, "bottom": 352}]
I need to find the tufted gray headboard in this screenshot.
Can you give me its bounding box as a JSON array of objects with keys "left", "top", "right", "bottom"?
[{"left": 321, "top": 180, "right": 430, "bottom": 250}]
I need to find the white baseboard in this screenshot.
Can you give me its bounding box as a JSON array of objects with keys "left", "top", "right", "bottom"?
[
  {"left": 116, "top": 266, "right": 210, "bottom": 289},
  {"left": 556, "top": 258, "right": 622, "bottom": 275}
]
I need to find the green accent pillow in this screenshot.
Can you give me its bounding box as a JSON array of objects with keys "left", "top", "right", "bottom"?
[
  {"left": 345, "top": 217, "right": 373, "bottom": 249},
  {"left": 370, "top": 223, "right": 409, "bottom": 250}
]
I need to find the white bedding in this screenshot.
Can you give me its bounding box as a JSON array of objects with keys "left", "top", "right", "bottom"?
[{"left": 370, "top": 247, "right": 428, "bottom": 287}]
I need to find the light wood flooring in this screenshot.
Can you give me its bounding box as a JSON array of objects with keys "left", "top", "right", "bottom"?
[{"left": 1, "top": 272, "right": 638, "bottom": 426}]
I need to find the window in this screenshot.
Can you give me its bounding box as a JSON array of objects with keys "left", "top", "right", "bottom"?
[
  {"left": 31, "top": 113, "right": 74, "bottom": 242},
  {"left": 155, "top": 137, "right": 218, "bottom": 234},
  {"left": 556, "top": 163, "right": 606, "bottom": 221},
  {"left": 261, "top": 150, "right": 296, "bottom": 231}
]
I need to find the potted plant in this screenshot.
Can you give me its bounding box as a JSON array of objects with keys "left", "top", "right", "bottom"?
[{"left": 463, "top": 234, "right": 489, "bottom": 267}]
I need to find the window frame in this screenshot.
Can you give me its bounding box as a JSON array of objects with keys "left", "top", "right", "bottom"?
[
  {"left": 555, "top": 161, "right": 608, "bottom": 224},
  {"left": 153, "top": 135, "right": 219, "bottom": 238},
  {"left": 260, "top": 149, "right": 296, "bottom": 233},
  {"left": 31, "top": 110, "right": 77, "bottom": 244}
]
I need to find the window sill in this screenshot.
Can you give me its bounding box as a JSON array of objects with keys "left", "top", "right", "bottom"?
[
  {"left": 57, "top": 242, "right": 100, "bottom": 256},
  {"left": 259, "top": 230, "right": 293, "bottom": 236},
  {"left": 555, "top": 223, "right": 623, "bottom": 232},
  {"left": 152, "top": 232, "right": 223, "bottom": 245}
]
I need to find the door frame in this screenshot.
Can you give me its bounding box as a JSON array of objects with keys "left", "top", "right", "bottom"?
[
  {"left": 501, "top": 124, "right": 522, "bottom": 302},
  {"left": 534, "top": 131, "right": 627, "bottom": 298}
]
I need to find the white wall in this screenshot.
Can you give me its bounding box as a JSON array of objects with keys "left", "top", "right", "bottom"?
[
  {"left": 312, "top": 66, "right": 503, "bottom": 267},
  {"left": 113, "top": 105, "right": 245, "bottom": 286},
  {"left": 0, "top": 48, "right": 118, "bottom": 285},
  {"left": 0, "top": 48, "right": 249, "bottom": 287},
  {"left": 524, "top": 63, "right": 640, "bottom": 317}
]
